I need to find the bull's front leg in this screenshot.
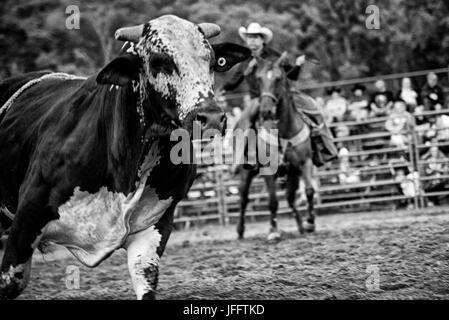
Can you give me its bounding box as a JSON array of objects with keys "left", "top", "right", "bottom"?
[{"left": 124, "top": 205, "right": 175, "bottom": 300}]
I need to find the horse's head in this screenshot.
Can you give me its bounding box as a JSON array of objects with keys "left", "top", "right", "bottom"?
[{"left": 255, "top": 52, "right": 289, "bottom": 121}]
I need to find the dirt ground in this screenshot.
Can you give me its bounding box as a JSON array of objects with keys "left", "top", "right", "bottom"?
[{"left": 6, "top": 207, "right": 449, "bottom": 300}]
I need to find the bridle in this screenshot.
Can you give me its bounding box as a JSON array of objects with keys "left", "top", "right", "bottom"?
[
  {"left": 260, "top": 91, "right": 279, "bottom": 105},
  {"left": 259, "top": 91, "right": 279, "bottom": 124}
]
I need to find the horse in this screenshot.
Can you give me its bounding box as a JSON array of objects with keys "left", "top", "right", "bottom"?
[{"left": 236, "top": 53, "right": 317, "bottom": 241}]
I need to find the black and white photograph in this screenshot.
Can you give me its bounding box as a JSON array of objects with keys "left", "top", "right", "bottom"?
[{"left": 0, "top": 0, "right": 448, "bottom": 306}]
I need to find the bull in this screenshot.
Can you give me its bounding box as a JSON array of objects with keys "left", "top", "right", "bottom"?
[{"left": 0, "top": 14, "right": 250, "bottom": 300}]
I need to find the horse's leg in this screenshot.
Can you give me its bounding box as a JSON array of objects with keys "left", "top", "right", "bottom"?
[
  {"left": 237, "top": 168, "right": 257, "bottom": 239},
  {"left": 286, "top": 168, "right": 304, "bottom": 235},
  {"left": 302, "top": 158, "right": 316, "bottom": 232},
  {"left": 264, "top": 175, "right": 280, "bottom": 241}
]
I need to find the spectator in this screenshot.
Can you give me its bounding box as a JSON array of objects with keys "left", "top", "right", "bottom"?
[
  {"left": 397, "top": 77, "right": 420, "bottom": 113},
  {"left": 435, "top": 113, "right": 449, "bottom": 144},
  {"left": 413, "top": 104, "right": 427, "bottom": 126},
  {"left": 421, "top": 72, "right": 445, "bottom": 111},
  {"left": 324, "top": 87, "right": 350, "bottom": 138},
  {"left": 385, "top": 100, "right": 414, "bottom": 149},
  {"left": 421, "top": 145, "right": 449, "bottom": 206},
  {"left": 348, "top": 84, "right": 369, "bottom": 122},
  {"left": 421, "top": 145, "right": 449, "bottom": 175},
  {"left": 421, "top": 114, "right": 449, "bottom": 149},
  {"left": 413, "top": 105, "right": 435, "bottom": 145},
  {"left": 314, "top": 96, "right": 326, "bottom": 113},
  {"left": 338, "top": 147, "right": 360, "bottom": 184},
  {"left": 389, "top": 158, "right": 420, "bottom": 209},
  {"left": 324, "top": 87, "right": 348, "bottom": 123},
  {"left": 370, "top": 80, "right": 394, "bottom": 117}
]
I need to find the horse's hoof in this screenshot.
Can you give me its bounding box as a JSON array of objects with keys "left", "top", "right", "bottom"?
[
  {"left": 303, "top": 222, "right": 316, "bottom": 233},
  {"left": 236, "top": 225, "right": 245, "bottom": 239},
  {"left": 267, "top": 231, "right": 281, "bottom": 242}
]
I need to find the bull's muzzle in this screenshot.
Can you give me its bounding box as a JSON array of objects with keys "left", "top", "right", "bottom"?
[{"left": 192, "top": 100, "right": 227, "bottom": 137}]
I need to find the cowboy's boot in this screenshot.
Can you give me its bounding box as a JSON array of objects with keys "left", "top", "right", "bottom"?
[{"left": 309, "top": 114, "right": 338, "bottom": 165}]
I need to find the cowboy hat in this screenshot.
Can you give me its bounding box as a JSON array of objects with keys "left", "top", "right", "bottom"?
[{"left": 238, "top": 22, "right": 273, "bottom": 43}]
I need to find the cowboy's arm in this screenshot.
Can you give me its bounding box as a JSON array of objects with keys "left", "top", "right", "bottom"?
[
  {"left": 284, "top": 54, "right": 306, "bottom": 81},
  {"left": 285, "top": 64, "right": 301, "bottom": 81}
]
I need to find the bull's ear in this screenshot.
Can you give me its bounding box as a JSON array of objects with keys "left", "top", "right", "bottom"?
[
  {"left": 212, "top": 43, "right": 251, "bottom": 73},
  {"left": 96, "top": 54, "right": 141, "bottom": 86}
]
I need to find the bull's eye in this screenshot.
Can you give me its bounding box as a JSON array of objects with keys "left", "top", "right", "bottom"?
[
  {"left": 217, "top": 57, "right": 226, "bottom": 67},
  {"left": 149, "top": 52, "right": 177, "bottom": 75}
]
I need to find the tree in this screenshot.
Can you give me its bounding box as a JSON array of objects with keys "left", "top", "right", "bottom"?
[{"left": 0, "top": 0, "right": 447, "bottom": 85}]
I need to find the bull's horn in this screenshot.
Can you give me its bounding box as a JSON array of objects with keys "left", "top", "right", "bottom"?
[
  {"left": 198, "top": 23, "right": 221, "bottom": 39},
  {"left": 115, "top": 24, "right": 144, "bottom": 42}
]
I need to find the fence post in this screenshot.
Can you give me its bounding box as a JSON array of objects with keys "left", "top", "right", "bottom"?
[
  {"left": 411, "top": 121, "right": 424, "bottom": 209},
  {"left": 408, "top": 126, "right": 419, "bottom": 209},
  {"left": 215, "top": 165, "right": 229, "bottom": 226}
]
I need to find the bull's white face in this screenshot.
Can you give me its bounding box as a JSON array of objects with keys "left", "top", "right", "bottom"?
[{"left": 135, "top": 15, "right": 215, "bottom": 120}]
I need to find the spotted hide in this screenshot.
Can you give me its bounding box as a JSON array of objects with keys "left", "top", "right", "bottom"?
[{"left": 0, "top": 15, "right": 250, "bottom": 300}]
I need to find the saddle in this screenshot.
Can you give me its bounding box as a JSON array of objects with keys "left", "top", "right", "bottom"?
[
  {"left": 233, "top": 90, "right": 338, "bottom": 169},
  {"left": 290, "top": 90, "right": 339, "bottom": 167}
]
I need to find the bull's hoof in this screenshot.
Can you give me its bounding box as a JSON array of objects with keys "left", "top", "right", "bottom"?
[
  {"left": 0, "top": 278, "right": 22, "bottom": 300},
  {"left": 303, "top": 221, "right": 316, "bottom": 233},
  {"left": 141, "top": 291, "right": 156, "bottom": 300}
]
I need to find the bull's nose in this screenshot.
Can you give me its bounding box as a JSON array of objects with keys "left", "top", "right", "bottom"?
[{"left": 195, "top": 111, "right": 227, "bottom": 135}]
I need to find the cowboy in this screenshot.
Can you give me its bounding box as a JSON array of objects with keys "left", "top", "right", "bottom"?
[
  {"left": 221, "top": 22, "right": 305, "bottom": 99},
  {"left": 220, "top": 22, "right": 337, "bottom": 169}
]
